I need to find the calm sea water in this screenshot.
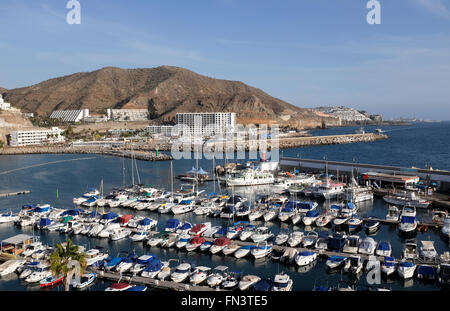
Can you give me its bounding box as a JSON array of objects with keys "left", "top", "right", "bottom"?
[{"left": 0, "top": 122, "right": 449, "bottom": 291}]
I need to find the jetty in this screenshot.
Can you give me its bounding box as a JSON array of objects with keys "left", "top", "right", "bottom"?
[
  {"left": 0, "top": 190, "right": 30, "bottom": 198},
  {"left": 90, "top": 268, "right": 224, "bottom": 291}
]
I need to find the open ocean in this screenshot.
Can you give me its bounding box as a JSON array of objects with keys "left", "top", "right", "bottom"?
[{"left": 0, "top": 121, "right": 449, "bottom": 291}]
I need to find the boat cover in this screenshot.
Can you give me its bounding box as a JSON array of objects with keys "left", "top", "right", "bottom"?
[
  {"left": 102, "top": 212, "right": 118, "bottom": 220},
  {"left": 166, "top": 219, "right": 180, "bottom": 229},
  {"left": 253, "top": 279, "right": 272, "bottom": 291},
  {"left": 214, "top": 237, "right": 231, "bottom": 246},
  {"left": 305, "top": 210, "right": 320, "bottom": 217}
]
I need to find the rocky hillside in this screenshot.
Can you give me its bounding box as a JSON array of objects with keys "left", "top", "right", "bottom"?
[
  {"left": 0, "top": 87, "right": 7, "bottom": 94},
  {"left": 2, "top": 66, "right": 339, "bottom": 129}
]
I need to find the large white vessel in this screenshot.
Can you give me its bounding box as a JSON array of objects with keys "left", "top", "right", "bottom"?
[
  {"left": 344, "top": 186, "right": 373, "bottom": 203},
  {"left": 224, "top": 168, "right": 275, "bottom": 187},
  {"left": 313, "top": 182, "right": 345, "bottom": 200},
  {"left": 383, "top": 190, "right": 431, "bottom": 208}
]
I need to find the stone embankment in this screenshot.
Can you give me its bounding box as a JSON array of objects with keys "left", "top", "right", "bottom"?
[{"left": 0, "top": 146, "right": 172, "bottom": 161}]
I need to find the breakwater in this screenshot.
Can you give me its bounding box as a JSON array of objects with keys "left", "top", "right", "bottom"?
[{"left": 0, "top": 146, "right": 172, "bottom": 161}]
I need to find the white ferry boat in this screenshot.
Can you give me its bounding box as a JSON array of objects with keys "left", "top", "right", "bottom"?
[
  {"left": 344, "top": 186, "right": 373, "bottom": 203},
  {"left": 224, "top": 168, "right": 275, "bottom": 187},
  {"left": 383, "top": 190, "right": 431, "bottom": 209},
  {"left": 313, "top": 182, "right": 345, "bottom": 200}
]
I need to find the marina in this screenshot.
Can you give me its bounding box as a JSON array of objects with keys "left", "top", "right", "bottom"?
[{"left": 0, "top": 122, "right": 450, "bottom": 291}]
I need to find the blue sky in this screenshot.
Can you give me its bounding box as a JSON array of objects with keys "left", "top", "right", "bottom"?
[{"left": 0, "top": 0, "right": 450, "bottom": 120}]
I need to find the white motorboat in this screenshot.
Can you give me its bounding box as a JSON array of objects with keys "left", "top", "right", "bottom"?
[
  {"left": 46, "top": 221, "right": 65, "bottom": 232},
  {"left": 202, "top": 226, "right": 221, "bottom": 238},
  {"left": 206, "top": 266, "right": 229, "bottom": 287},
  {"left": 189, "top": 266, "right": 211, "bottom": 285},
  {"left": 271, "top": 272, "right": 293, "bottom": 291},
  {"left": 110, "top": 228, "right": 132, "bottom": 241},
  {"left": 290, "top": 213, "right": 302, "bottom": 226},
  {"left": 85, "top": 249, "right": 108, "bottom": 266},
  {"left": 238, "top": 225, "right": 256, "bottom": 241},
  {"left": 171, "top": 199, "right": 195, "bottom": 215},
  {"left": 383, "top": 190, "right": 430, "bottom": 209},
  {"left": 287, "top": 231, "right": 304, "bottom": 247},
  {"left": 115, "top": 258, "right": 134, "bottom": 273},
  {"left": 375, "top": 241, "right": 392, "bottom": 257},
  {"left": 358, "top": 237, "right": 377, "bottom": 255},
  {"left": 420, "top": 240, "right": 438, "bottom": 261},
  {"left": 301, "top": 231, "right": 318, "bottom": 248},
  {"left": 0, "top": 260, "right": 26, "bottom": 277},
  {"left": 314, "top": 235, "right": 329, "bottom": 251},
  {"left": 129, "top": 230, "right": 149, "bottom": 242},
  {"left": 199, "top": 241, "right": 214, "bottom": 252},
  {"left": 234, "top": 245, "right": 255, "bottom": 259},
  {"left": 263, "top": 207, "right": 279, "bottom": 222},
  {"left": 23, "top": 242, "right": 46, "bottom": 257},
  {"left": 386, "top": 205, "right": 400, "bottom": 222},
  {"left": 274, "top": 230, "right": 290, "bottom": 246},
  {"left": 251, "top": 242, "right": 272, "bottom": 259},
  {"left": 333, "top": 215, "right": 350, "bottom": 227},
  {"left": 88, "top": 223, "right": 105, "bottom": 237},
  {"left": 222, "top": 245, "right": 240, "bottom": 256},
  {"left": 141, "top": 260, "right": 167, "bottom": 279},
  {"left": 248, "top": 208, "right": 265, "bottom": 221},
  {"left": 175, "top": 234, "right": 191, "bottom": 250},
  {"left": 130, "top": 255, "right": 154, "bottom": 274},
  {"left": 403, "top": 240, "right": 419, "bottom": 260},
  {"left": 0, "top": 210, "right": 19, "bottom": 224},
  {"left": 303, "top": 210, "right": 320, "bottom": 226},
  {"left": 238, "top": 275, "right": 261, "bottom": 291},
  {"left": 397, "top": 260, "right": 416, "bottom": 279},
  {"left": 188, "top": 222, "right": 211, "bottom": 236},
  {"left": 19, "top": 261, "right": 40, "bottom": 279},
  {"left": 25, "top": 263, "right": 51, "bottom": 283},
  {"left": 344, "top": 255, "right": 364, "bottom": 274},
  {"left": 278, "top": 202, "right": 297, "bottom": 222},
  {"left": 104, "top": 283, "right": 134, "bottom": 291},
  {"left": 315, "top": 213, "right": 333, "bottom": 227},
  {"left": 71, "top": 272, "right": 96, "bottom": 289},
  {"left": 210, "top": 237, "right": 231, "bottom": 255},
  {"left": 442, "top": 216, "right": 450, "bottom": 238},
  {"left": 381, "top": 257, "right": 397, "bottom": 276},
  {"left": 185, "top": 237, "right": 206, "bottom": 252},
  {"left": 250, "top": 227, "right": 274, "bottom": 243},
  {"left": 295, "top": 251, "right": 317, "bottom": 266},
  {"left": 325, "top": 256, "right": 347, "bottom": 269},
  {"left": 398, "top": 212, "right": 418, "bottom": 235},
  {"left": 170, "top": 262, "right": 192, "bottom": 283},
  {"left": 280, "top": 248, "right": 299, "bottom": 265},
  {"left": 346, "top": 216, "right": 363, "bottom": 231}
]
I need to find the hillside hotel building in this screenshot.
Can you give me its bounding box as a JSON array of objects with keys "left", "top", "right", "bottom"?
[
  {"left": 9, "top": 127, "right": 65, "bottom": 147},
  {"left": 175, "top": 112, "right": 236, "bottom": 137}
]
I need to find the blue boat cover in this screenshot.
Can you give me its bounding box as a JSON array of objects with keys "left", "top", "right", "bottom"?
[
  {"left": 305, "top": 210, "right": 320, "bottom": 217},
  {"left": 299, "top": 251, "right": 315, "bottom": 256},
  {"left": 38, "top": 218, "right": 52, "bottom": 227},
  {"left": 34, "top": 206, "right": 51, "bottom": 213},
  {"left": 180, "top": 199, "right": 192, "bottom": 204},
  {"left": 62, "top": 208, "right": 85, "bottom": 216},
  {"left": 215, "top": 227, "right": 229, "bottom": 236},
  {"left": 102, "top": 212, "right": 118, "bottom": 219},
  {"left": 284, "top": 201, "right": 299, "bottom": 209},
  {"left": 400, "top": 261, "right": 415, "bottom": 267},
  {"left": 139, "top": 218, "right": 151, "bottom": 226},
  {"left": 106, "top": 257, "right": 122, "bottom": 267},
  {"left": 239, "top": 245, "right": 256, "bottom": 250},
  {"left": 330, "top": 205, "right": 341, "bottom": 210},
  {"left": 202, "top": 241, "right": 213, "bottom": 245},
  {"left": 299, "top": 202, "right": 314, "bottom": 210},
  {"left": 178, "top": 222, "right": 192, "bottom": 230},
  {"left": 377, "top": 242, "right": 391, "bottom": 251},
  {"left": 329, "top": 256, "right": 346, "bottom": 261},
  {"left": 166, "top": 218, "right": 180, "bottom": 228},
  {"left": 401, "top": 216, "right": 416, "bottom": 224},
  {"left": 418, "top": 265, "right": 435, "bottom": 276},
  {"left": 126, "top": 285, "right": 147, "bottom": 291},
  {"left": 253, "top": 279, "right": 273, "bottom": 291}
]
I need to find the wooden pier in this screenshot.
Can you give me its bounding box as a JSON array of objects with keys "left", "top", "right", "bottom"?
[
  {"left": 90, "top": 268, "right": 225, "bottom": 291},
  {"left": 0, "top": 190, "right": 30, "bottom": 198}
]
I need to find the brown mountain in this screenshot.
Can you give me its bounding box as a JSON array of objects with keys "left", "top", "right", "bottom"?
[
  {"left": 0, "top": 87, "right": 7, "bottom": 94},
  {"left": 2, "top": 66, "right": 338, "bottom": 129}
]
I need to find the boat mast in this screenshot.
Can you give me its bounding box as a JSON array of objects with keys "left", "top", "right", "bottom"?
[
  {"left": 213, "top": 156, "right": 216, "bottom": 194},
  {"left": 131, "top": 143, "right": 135, "bottom": 186}
]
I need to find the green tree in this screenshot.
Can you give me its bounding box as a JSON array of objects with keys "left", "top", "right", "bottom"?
[{"left": 49, "top": 238, "right": 87, "bottom": 291}]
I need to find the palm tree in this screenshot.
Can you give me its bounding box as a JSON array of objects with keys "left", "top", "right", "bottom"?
[{"left": 49, "top": 238, "right": 87, "bottom": 291}]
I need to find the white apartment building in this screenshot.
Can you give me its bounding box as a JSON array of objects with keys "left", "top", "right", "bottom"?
[
  {"left": 0, "top": 95, "right": 11, "bottom": 110},
  {"left": 9, "top": 127, "right": 65, "bottom": 147},
  {"left": 147, "top": 125, "right": 174, "bottom": 137},
  {"left": 107, "top": 109, "right": 149, "bottom": 121},
  {"left": 175, "top": 112, "right": 236, "bottom": 137}
]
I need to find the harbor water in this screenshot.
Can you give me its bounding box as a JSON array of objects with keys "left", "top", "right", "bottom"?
[{"left": 0, "top": 122, "right": 449, "bottom": 291}]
